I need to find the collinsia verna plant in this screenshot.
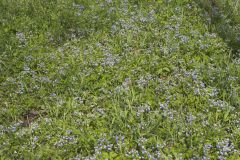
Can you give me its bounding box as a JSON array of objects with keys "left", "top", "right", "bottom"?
[{"left": 0, "top": 0, "right": 240, "bottom": 159}]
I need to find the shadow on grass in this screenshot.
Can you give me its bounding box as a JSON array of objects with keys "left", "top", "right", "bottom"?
[{"left": 197, "top": 0, "right": 240, "bottom": 56}]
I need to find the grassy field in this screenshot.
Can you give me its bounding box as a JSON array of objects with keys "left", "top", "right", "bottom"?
[{"left": 0, "top": 0, "right": 240, "bottom": 159}]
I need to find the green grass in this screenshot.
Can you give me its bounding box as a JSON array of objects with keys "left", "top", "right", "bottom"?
[{"left": 0, "top": 0, "right": 240, "bottom": 159}]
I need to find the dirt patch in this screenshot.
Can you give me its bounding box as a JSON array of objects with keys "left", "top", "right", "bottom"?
[{"left": 21, "top": 110, "right": 47, "bottom": 127}]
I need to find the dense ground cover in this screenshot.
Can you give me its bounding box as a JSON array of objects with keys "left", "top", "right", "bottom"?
[{"left": 0, "top": 0, "right": 240, "bottom": 159}]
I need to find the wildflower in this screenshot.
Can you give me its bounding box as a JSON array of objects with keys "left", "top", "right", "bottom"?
[
  {"left": 216, "top": 139, "right": 235, "bottom": 159},
  {"left": 16, "top": 32, "right": 26, "bottom": 44},
  {"left": 187, "top": 114, "right": 196, "bottom": 124},
  {"left": 159, "top": 103, "right": 168, "bottom": 110}
]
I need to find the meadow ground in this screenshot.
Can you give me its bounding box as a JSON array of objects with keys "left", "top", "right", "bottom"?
[{"left": 0, "top": 0, "right": 240, "bottom": 159}]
